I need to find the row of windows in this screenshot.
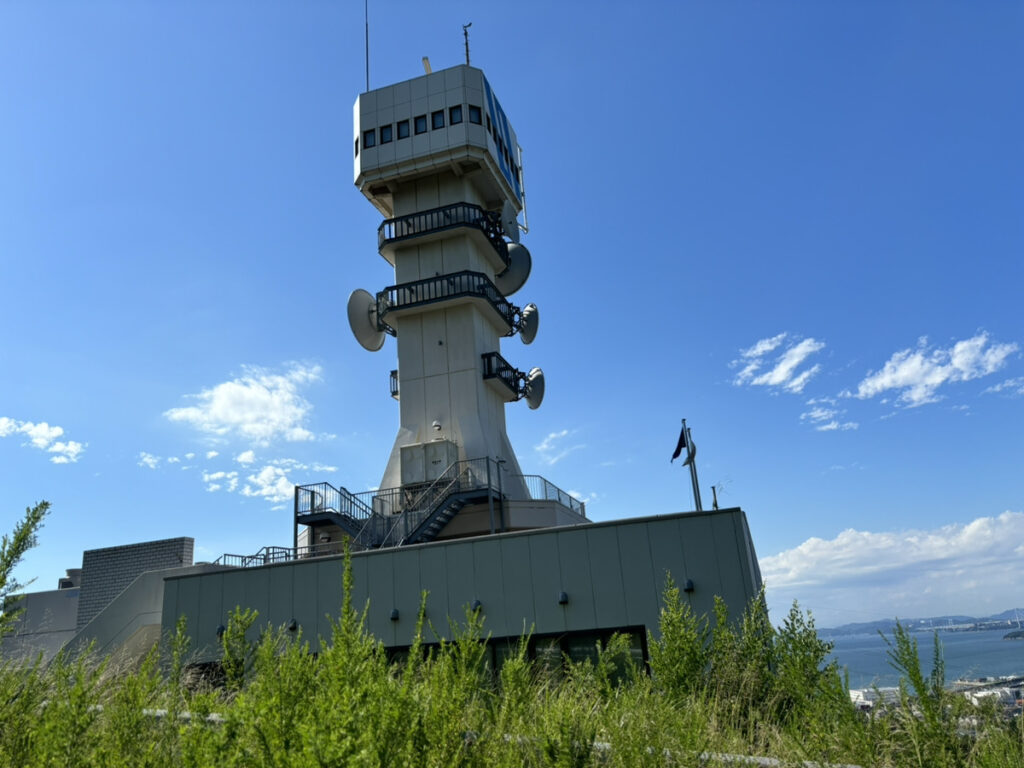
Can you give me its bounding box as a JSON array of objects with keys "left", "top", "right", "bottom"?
[{"left": 357, "top": 104, "right": 483, "bottom": 156}]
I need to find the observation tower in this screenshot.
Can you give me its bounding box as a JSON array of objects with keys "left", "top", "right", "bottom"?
[{"left": 294, "top": 63, "right": 587, "bottom": 552}]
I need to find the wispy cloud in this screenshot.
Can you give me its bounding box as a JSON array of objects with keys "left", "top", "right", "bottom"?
[
  {"left": 0, "top": 417, "right": 86, "bottom": 463},
  {"left": 762, "top": 511, "right": 1024, "bottom": 626},
  {"left": 138, "top": 452, "right": 161, "bottom": 469},
  {"left": 852, "top": 332, "right": 1018, "bottom": 407},
  {"left": 164, "top": 363, "right": 322, "bottom": 444},
  {"left": 799, "top": 404, "right": 857, "bottom": 432},
  {"left": 241, "top": 464, "right": 295, "bottom": 503},
  {"left": 202, "top": 470, "right": 239, "bottom": 493},
  {"left": 534, "top": 429, "right": 585, "bottom": 466},
  {"left": 732, "top": 333, "right": 825, "bottom": 394},
  {"left": 985, "top": 376, "right": 1024, "bottom": 397}
]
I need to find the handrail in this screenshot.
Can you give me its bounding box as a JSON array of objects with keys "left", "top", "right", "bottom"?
[
  {"left": 481, "top": 351, "right": 524, "bottom": 399},
  {"left": 376, "top": 270, "right": 520, "bottom": 334},
  {"left": 377, "top": 201, "right": 509, "bottom": 267}
]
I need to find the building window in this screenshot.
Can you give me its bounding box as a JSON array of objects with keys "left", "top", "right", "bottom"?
[
  {"left": 363, "top": 129, "right": 376, "bottom": 149},
  {"left": 397, "top": 119, "right": 410, "bottom": 139},
  {"left": 486, "top": 115, "right": 491, "bottom": 133},
  {"left": 431, "top": 110, "right": 445, "bottom": 130},
  {"left": 468, "top": 105, "right": 482, "bottom": 125},
  {"left": 380, "top": 124, "right": 393, "bottom": 144},
  {"left": 414, "top": 115, "right": 427, "bottom": 134},
  {"left": 354, "top": 137, "right": 359, "bottom": 157},
  {"left": 449, "top": 105, "right": 463, "bottom": 125}
]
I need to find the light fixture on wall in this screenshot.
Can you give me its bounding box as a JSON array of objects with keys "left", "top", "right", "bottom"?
[
  {"left": 683, "top": 579, "right": 695, "bottom": 593},
  {"left": 558, "top": 591, "right": 569, "bottom": 605},
  {"left": 471, "top": 599, "right": 482, "bottom": 612},
  {"left": 287, "top": 619, "right": 298, "bottom": 632},
  {"left": 390, "top": 608, "right": 400, "bottom": 621},
  {"left": 216, "top": 624, "right": 226, "bottom": 639},
  {"left": 432, "top": 420, "right": 442, "bottom": 432}
]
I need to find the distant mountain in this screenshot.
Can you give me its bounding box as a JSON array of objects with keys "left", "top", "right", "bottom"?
[{"left": 820, "top": 609, "right": 1024, "bottom": 636}]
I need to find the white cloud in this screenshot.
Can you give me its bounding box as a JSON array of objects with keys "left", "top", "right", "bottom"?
[
  {"left": 762, "top": 511, "right": 1024, "bottom": 627},
  {"left": 202, "top": 470, "right": 239, "bottom": 493},
  {"left": 164, "top": 363, "right": 322, "bottom": 444},
  {"left": 241, "top": 464, "right": 295, "bottom": 503},
  {"left": 138, "top": 452, "right": 161, "bottom": 469},
  {"left": 800, "top": 404, "right": 857, "bottom": 432},
  {"left": 534, "top": 429, "right": 584, "bottom": 466},
  {"left": 0, "top": 417, "right": 87, "bottom": 463},
  {"left": 855, "top": 332, "right": 1018, "bottom": 407},
  {"left": 167, "top": 456, "right": 181, "bottom": 464},
  {"left": 985, "top": 376, "right": 1024, "bottom": 397},
  {"left": 236, "top": 449, "right": 256, "bottom": 465},
  {"left": 206, "top": 450, "right": 219, "bottom": 459},
  {"left": 184, "top": 452, "right": 195, "bottom": 460},
  {"left": 732, "top": 334, "right": 825, "bottom": 394}
]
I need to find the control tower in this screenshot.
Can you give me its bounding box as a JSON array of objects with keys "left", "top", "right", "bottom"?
[{"left": 294, "top": 64, "right": 586, "bottom": 551}]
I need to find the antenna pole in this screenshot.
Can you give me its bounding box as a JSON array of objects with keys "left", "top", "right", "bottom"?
[
  {"left": 463, "top": 22, "right": 472, "bottom": 66},
  {"left": 364, "top": 0, "right": 370, "bottom": 91}
]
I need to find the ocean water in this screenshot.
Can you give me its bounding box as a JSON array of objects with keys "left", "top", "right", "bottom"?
[{"left": 823, "top": 628, "right": 1024, "bottom": 689}]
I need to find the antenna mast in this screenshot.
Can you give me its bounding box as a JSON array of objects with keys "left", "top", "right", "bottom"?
[
  {"left": 463, "top": 22, "right": 472, "bottom": 65},
  {"left": 364, "top": 0, "right": 370, "bottom": 91}
]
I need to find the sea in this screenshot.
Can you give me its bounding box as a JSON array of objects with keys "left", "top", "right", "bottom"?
[{"left": 822, "top": 628, "right": 1024, "bottom": 690}]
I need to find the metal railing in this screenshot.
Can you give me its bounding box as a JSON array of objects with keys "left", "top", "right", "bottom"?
[
  {"left": 377, "top": 201, "right": 509, "bottom": 267},
  {"left": 520, "top": 475, "right": 587, "bottom": 516},
  {"left": 481, "top": 351, "right": 523, "bottom": 399},
  {"left": 376, "top": 271, "right": 520, "bottom": 334},
  {"left": 212, "top": 461, "right": 589, "bottom": 568},
  {"left": 389, "top": 369, "right": 399, "bottom": 400}
]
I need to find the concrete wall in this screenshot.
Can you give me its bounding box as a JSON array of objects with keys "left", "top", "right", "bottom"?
[
  {"left": 162, "top": 508, "right": 761, "bottom": 661},
  {"left": 0, "top": 587, "right": 80, "bottom": 662},
  {"left": 78, "top": 537, "right": 194, "bottom": 629}
]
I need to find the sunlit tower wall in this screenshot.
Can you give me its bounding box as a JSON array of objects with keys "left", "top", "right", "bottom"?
[{"left": 350, "top": 64, "right": 543, "bottom": 502}]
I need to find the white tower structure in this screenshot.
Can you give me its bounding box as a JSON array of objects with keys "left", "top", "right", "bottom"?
[
  {"left": 294, "top": 63, "right": 585, "bottom": 552},
  {"left": 351, "top": 65, "right": 539, "bottom": 497}
]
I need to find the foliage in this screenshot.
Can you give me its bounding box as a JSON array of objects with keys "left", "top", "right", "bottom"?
[
  {"left": 0, "top": 559, "right": 1021, "bottom": 767},
  {"left": 0, "top": 500, "right": 50, "bottom": 635}
]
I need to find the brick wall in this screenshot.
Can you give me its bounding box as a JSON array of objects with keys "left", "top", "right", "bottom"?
[{"left": 76, "top": 538, "right": 193, "bottom": 630}]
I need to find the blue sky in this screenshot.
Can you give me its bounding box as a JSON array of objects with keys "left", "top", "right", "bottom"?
[{"left": 2, "top": 1, "right": 1021, "bottom": 628}]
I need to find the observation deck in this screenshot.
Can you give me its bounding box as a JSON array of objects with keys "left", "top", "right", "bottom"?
[{"left": 377, "top": 201, "right": 509, "bottom": 269}]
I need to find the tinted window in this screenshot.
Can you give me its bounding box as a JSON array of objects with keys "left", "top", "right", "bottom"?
[
  {"left": 414, "top": 115, "right": 427, "bottom": 134},
  {"left": 397, "top": 120, "right": 410, "bottom": 139},
  {"left": 468, "top": 105, "right": 482, "bottom": 124},
  {"left": 449, "top": 105, "right": 462, "bottom": 125},
  {"left": 354, "top": 137, "right": 359, "bottom": 157},
  {"left": 431, "top": 110, "right": 445, "bottom": 130},
  {"left": 363, "top": 129, "right": 376, "bottom": 148},
  {"left": 380, "top": 124, "right": 392, "bottom": 144}
]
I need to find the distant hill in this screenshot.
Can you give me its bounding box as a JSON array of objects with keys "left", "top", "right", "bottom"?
[{"left": 821, "top": 609, "right": 1024, "bottom": 636}]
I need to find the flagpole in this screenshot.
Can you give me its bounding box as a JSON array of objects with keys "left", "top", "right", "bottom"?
[{"left": 687, "top": 426, "right": 703, "bottom": 512}]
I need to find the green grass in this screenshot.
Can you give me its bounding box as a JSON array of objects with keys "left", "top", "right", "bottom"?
[{"left": 1, "top": 565, "right": 1021, "bottom": 767}]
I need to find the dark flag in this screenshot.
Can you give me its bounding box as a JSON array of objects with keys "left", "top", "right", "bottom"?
[{"left": 671, "top": 422, "right": 687, "bottom": 462}]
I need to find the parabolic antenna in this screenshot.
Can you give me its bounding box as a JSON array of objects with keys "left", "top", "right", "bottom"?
[
  {"left": 347, "top": 288, "right": 385, "bottom": 352},
  {"left": 524, "top": 367, "right": 545, "bottom": 410},
  {"left": 519, "top": 303, "right": 539, "bottom": 344},
  {"left": 501, "top": 200, "right": 521, "bottom": 244},
  {"left": 494, "top": 242, "right": 531, "bottom": 296}
]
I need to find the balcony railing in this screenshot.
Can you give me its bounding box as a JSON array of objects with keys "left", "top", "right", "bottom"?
[
  {"left": 376, "top": 270, "right": 521, "bottom": 335},
  {"left": 389, "top": 369, "right": 399, "bottom": 400},
  {"left": 481, "top": 351, "right": 523, "bottom": 400},
  {"left": 377, "top": 202, "right": 509, "bottom": 267}
]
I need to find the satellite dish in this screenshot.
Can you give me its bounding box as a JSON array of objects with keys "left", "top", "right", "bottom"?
[
  {"left": 347, "top": 288, "right": 385, "bottom": 351},
  {"left": 519, "top": 303, "right": 539, "bottom": 344},
  {"left": 494, "top": 242, "right": 531, "bottom": 296},
  {"left": 501, "top": 200, "right": 520, "bottom": 244},
  {"left": 524, "top": 367, "right": 545, "bottom": 409}
]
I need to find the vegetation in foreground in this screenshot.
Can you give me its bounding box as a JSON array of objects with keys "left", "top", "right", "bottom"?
[{"left": 1, "top": 507, "right": 1021, "bottom": 767}]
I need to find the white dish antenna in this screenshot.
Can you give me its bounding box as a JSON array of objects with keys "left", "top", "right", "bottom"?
[
  {"left": 347, "top": 288, "right": 385, "bottom": 351},
  {"left": 524, "top": 367, "right": 545, "bottom": 409},
  {"left": 501, "top": 200, "right": 520, "bottom": 244},
  {"left": 519, "top": 303, "right": 539, "bottom": 344},
  {"left": 495, "top": 242, "right": 531, "bottom": 296}
]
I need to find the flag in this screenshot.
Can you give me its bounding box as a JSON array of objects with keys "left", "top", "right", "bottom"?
[
  {"left": 682, "top": 432, "right": 696, "bottom": 467},
  {"left": 671, "top": 422, "right": 687, "bottom": 462}
]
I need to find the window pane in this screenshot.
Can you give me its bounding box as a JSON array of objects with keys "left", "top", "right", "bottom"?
[
  {"left": 354, "top": 137, "right": 359, "bottom": 157},
  {"left": 363, "top": 129, "right": 375, "bottom": 148},
  {"left": 397, "top": 120, "right": 410, "bottom": 139},
  {"left": 449, "top": 105, "right": 462, "bottom": 125},
  {"left": 468, "top": 105, "right": 482, "bottom": 125},
  {"left": 380, "top": 124, "right": 392, "bottom": 144},
  {"left": 414, "top": 115, "right": 427, "bottom": 134},
  {"left": 431, "top": 110, "right": 445, "bottom": 130}
]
